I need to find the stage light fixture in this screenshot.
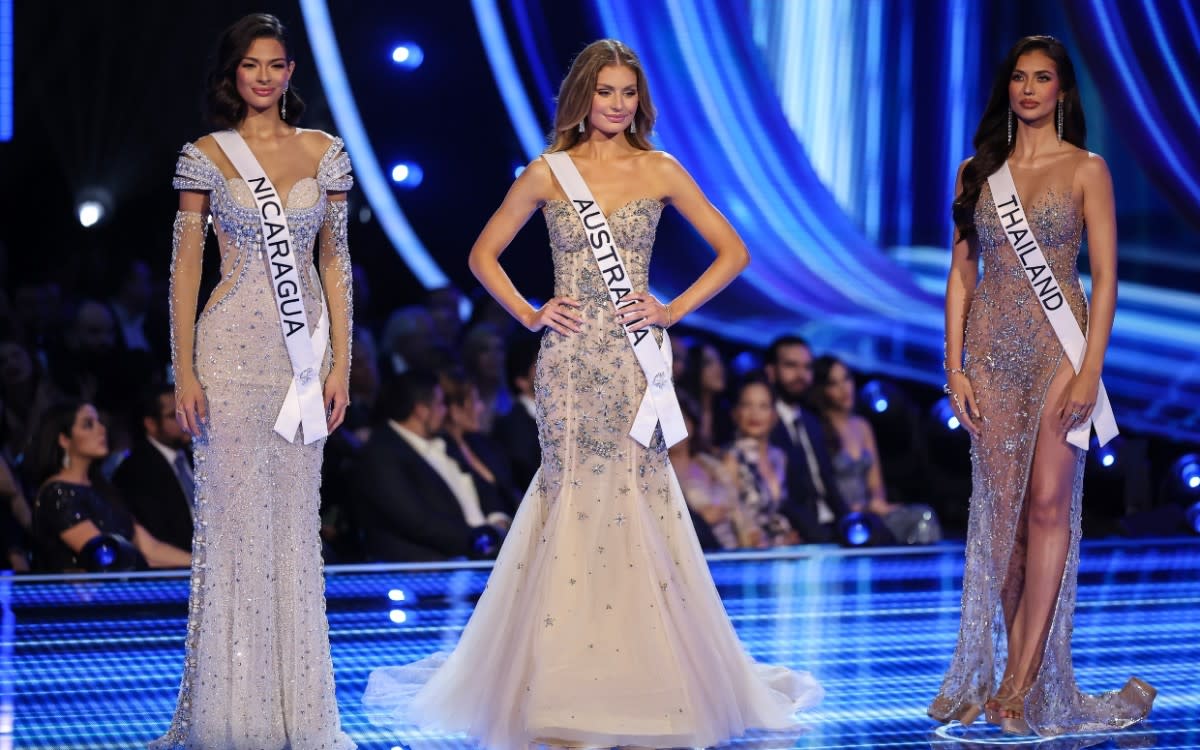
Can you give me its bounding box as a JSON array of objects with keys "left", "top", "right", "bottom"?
[
  {"left": 931, "top": 397, "right": 960, "bottom": 431},
  {"left": 837, "top": 511, "right": 889, "bottom": 547},
  {"left": 861, "top": 379, "right": 889, "bottom": 413},
  {"left": 390, "top": 43, "right": 424, "bottom": 69},
  {"left": 76, "top": 187, "right": 113, "bottom": 229},
  {"left": 388, "top": 610, "right": 407, "bottom": 624},
  {"left": 390, "top": 162, "right": 424, "bottom": 187},
  {"left": 387, "top": 588, "right": 405, "bottom": 602},
  {"left": 513, "top": 164, "right": 526, "bottom": 178},
  {"left": 1175, "top": 454, "right": 1200, "bottom": 491}
]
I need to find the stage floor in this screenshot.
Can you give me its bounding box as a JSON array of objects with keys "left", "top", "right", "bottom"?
[{"left": 5, "top": 538, "right": 1197, "bottom": 750}]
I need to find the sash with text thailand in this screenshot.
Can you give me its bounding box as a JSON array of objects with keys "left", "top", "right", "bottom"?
[
  {"left": 988, "top": 161, "right": 1117, "bottom": 450},
  {"left": 542, "top": 151, "right": 687, "bottom": 448},
  {"left": 212, "top": 130, "right": 330, "bottom": 445}
]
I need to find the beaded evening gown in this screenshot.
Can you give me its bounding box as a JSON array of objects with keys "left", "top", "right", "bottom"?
[
  {"left": 150, "top": 136, "right": 356, "bottom": 750},
  {"left": 928, "top": 162, "right": 1154, "bottom": 735},
  {"left": 364, "top": 197, "right": 822, "bottom": 750}
]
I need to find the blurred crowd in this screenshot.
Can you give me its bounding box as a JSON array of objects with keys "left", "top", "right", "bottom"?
[{"left": 0, "top": 263, "right": 942, "bottom": 574}]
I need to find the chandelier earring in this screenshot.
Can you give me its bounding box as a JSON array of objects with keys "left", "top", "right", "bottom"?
[
  {"left": 281, "top": 85, "right": 288, "bottom": 119},
  {"left": 61, "top": 450, "right": 71, "bottom": 470},
  {"left": 578, "top": 119, "right": 586, "bottom": 134},
  {"left": 629, "top": 117, "right": 637, "bottom": 135},
  {"left": 1007, "top": 109, "right": 1013, "bottom": 147},
  {"left": 1056, "top": 99, "right": 1064, "bottom": 143}
]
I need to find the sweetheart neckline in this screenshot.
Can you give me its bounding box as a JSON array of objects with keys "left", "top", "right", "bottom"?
[
  {"left": 223, "top": 175, "right": 319, "bottom": 211},
  {"left": 543, "top": 196, "right": 664, "bottom": 218}
]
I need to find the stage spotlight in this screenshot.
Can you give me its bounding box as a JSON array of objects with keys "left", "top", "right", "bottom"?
[
  {"left": 931, "top": 397, "right": 960, "bottom": 431},
  {"left": 1174, "top": 454, "right": 1200, "bottom": 491},
  {"left": 1093, "top": 437, "right": 1120, "bottom": 469},
  {"left": 837, "top": 511, "right": 888, "bottom": 547},
  {"left": 387, "top": 588, "right": 405, "bottom": 602},
  {"left": 76, "top": 187, "right": 113, "bottom": 228},
  {"left": 390, "top": 162, "right": 424, "bottom": 188},
  {"left": 388, "top": 609, "right": 407, "bottom": 624},
  {"left": 513, "top": 164, "right": 526, "bottom": 178},
  {"left": 390, "top": 43, "right": 424, "bottom": 69},
  {"left": 861, "top": 379, "right": 889, "bottom": 413}
]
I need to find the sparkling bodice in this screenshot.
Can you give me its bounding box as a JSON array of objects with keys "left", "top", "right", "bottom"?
[{"left": 171, "top": 138, "right": 352, "bottom": 389}]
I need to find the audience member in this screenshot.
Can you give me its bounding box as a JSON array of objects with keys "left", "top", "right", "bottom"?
[
  {"left": 0, "top": 335, "right": 63, "bottom": 462},
  {"left": 346, "top": 326, "right": 381, "bottom": 440},
  {"left": 492, "top": 334, "right": 541, "bottom": 491},
  {"left": 763, "top": 335, "right": 853, "bottom": 543},
  {"left": 0, "top": 455, "right": 31, "bottom": 571},
  {"left": 678, "top": 337, "right": 734, "bottom": 450},
  {"left": 728, "top": 377, "right": 801, "bottom": 547},
  {"left": 427, "top": 285, "right": 466, "bottom": 345},
  {"left": 810, "top": 355, "right": 942, "bottom": 544},
  {"left": 29, "top": 400, "right": 190, "bottom": 572},
  {"left": 440, "top": 369, "right": 520, "bottom": 515},
  {"left": 380, "top": 305, "right": 449, "bottom": 376},
  {"left": 111, "top": 386, "right": 195, "bottom": 552},
  {"left": 669, "top": 392, "right": 743, "bottom": 550},
  {"left": 352, "top": 372, "right": 509, "bottom": 562},
  {"left": 461, "top": 323, "right": 511, "bottom": 433},
  {"left": 671, "top": 333, "right": 691, "bottom": 383}
]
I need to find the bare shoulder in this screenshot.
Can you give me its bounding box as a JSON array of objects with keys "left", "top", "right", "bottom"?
[
  {"left": 644, "top": 149, "right": 686, "bottom": 177},
  {"left": 850, "top": 414, "right": 876, "bottom": 440},
  {"left": 518, "top": 156, "right": 560, "bottom": 202},
  {"left": 1076, "top": 150, "right": 1111, "bottom": 180}
]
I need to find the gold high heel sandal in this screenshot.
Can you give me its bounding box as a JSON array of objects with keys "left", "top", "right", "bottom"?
[{"left": 997, "top": 689, "right": 1034, "bottom": 736}]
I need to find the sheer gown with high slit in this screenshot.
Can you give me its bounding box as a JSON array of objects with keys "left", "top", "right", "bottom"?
[
  {"left": 928, "top": 157, "right": 1155, "bottom": 736},
  {"left": 363, "top": 196, "right": 823, "bottom": 750}
]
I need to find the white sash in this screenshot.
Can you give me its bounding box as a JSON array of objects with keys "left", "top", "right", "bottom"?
[
  {"left": 987, "top": 162, "right": 1117, "bottom": 449},
  {"left": 542, "top": 151, "right": 687, "bottom": 448},
  {"left": 212, "top": 130, "right": 330, "bottom": 445}
]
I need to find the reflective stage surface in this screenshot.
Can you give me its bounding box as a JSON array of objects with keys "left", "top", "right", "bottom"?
[{"left": 5, "top": 539, "right": 1197, "bottom": 749}]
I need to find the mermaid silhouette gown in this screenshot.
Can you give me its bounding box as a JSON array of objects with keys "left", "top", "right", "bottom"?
[
  {"left": 150, "top": 136, "right": 356, "bottom": 749},
  {"left": 928, "top": 169, "right": 1155, "bottom": 735},
  {"left": 364, "top": 197, "right": 823, "bottom": 750}
]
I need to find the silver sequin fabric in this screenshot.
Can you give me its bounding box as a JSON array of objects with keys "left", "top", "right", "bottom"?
[
  {"left": 151, "top": 137, "right": 356, "bottom": 750},
  {"left": 362, "top": 195, "right": 822, "bottom": 750},
  {"left": 928, "top": 177, "right": 1155, "bottom": 735}
]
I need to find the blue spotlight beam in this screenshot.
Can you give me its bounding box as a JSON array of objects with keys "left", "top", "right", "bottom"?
[
  {"left": 0, "top": 0, "right": 11, "bottom": 141},
  {"left": 299, "top": 0, "right": 448, "bottom": 288},
  {"left": 471, "top": 0, "right": 546, "bottom": 160}
]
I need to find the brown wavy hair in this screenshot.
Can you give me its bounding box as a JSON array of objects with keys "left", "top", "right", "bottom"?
[
  {"left": 205, "top": 13, "right": 305, "bottom": 130},
  {"left": 547, "top": 39, "right": 657, "bottom": 152},
  {"left": 953, "top": 35, "right": 1086, "bottom": 241}
]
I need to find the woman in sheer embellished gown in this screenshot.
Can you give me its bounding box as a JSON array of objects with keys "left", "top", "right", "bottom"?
[
  {"left": 152, "top": 14, "right": 355, "bottom": 750},
  {"left": 363, "top": 39, "right": 822, "bottom": 750},
  {"left": 929, "top": 36, "right": 1154, "bottom": 737}
]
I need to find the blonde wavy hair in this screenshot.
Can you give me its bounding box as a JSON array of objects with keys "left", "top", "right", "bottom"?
[{"left": 547, "top": 39, "right": 657, "bottom": 153}]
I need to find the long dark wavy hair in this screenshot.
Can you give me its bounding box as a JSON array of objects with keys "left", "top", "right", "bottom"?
[
  {"left": 27, "top": 400, "right": 99, "bottom": 489},
  {"left": 205, "top": 13, "right": 305, "bottom": 129},
  {"left": 953, "top": 35, "right": 1086, "bottom": 241}
]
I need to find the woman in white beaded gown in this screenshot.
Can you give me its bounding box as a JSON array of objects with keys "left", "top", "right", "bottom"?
[
  {"left": 152, "top": 14, "right": 355, "bottom": 750},
  {"left": 363, "top": 39, "right": 822, "bottom": 750}
]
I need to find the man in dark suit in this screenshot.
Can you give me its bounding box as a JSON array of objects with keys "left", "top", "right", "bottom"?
[
  {"left": 491, "top": 334, "right": 541, "bottom": 492},
  {"left": 112, "top": 386, "right": 194, "bottom": 552},
  {"left": 764, "top": 335, "right": 852, "bottom": 544},
  {"left": 354, "top": 371, "right": 510, "bottom": 562}
]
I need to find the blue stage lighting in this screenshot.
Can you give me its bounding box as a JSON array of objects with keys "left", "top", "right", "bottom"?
[
  {"left": 390, "top": 43, "right": 424, "bottom": 69},
  {"left": 861, "top": 380, "right": 889, "bottom": 413},
  {"left": 513, "top": 164, "right": 526, "bottom": 178},
  {"left": 842, "top": 514, "right": 871, "bottom": 546},
  {"left": 390, "top": 163, "right": 424, "bottom": 188},
  {"left": 387, "top": 588, "right": 405, "bottom": 602},
  {"left": 1188, "top": 502, "right": 1200, "bottom": 535},
  {"left": 1179, "top": 456, "right": 1200, "bottom": 490},
  {"left": 1101, "top": 452, "right": 1116, "bottom": 468},
  {"left": 388, "top": 609, "right": 407, "bottom": 624},
  {"left": 931, "top": 397, "right": 960, "bottom": 431}
]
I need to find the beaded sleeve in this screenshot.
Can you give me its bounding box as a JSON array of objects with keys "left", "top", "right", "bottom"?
[
  {"left": 319, "top": 199, "right": 353, "bottom": 374},
  {"left": 170, "top": 211, "right": 209, "bottom": 383}
]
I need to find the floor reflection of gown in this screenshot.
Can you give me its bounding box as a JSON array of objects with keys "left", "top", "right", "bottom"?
[
  {"left": 928, "top": 176, "right": 1155, "bottom": 735},
  {"left": 150, "top": 139, "right": 356, "bottom": 750},
  {"left": 364, "top": 198, "right": 822, "bottom": 750}
]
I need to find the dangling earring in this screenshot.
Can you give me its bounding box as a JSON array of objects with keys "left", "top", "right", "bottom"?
[
  {"left": 281, "top": 86, "right": 288, "bottom": 120},
  {"left": 629, "top": 118, "right": 637, "bottom": 135},
  {"left": 1007, "top": 109, "right": 1013, "bottom": 147},
  {"left": 577, "top": 119, "right": 586, "bottom": 134},
  {"left": 1056, "top": 99, "right": 1064, "bottom": 143},
  {"left": 61, "top": 451, "right": 71, "bottom": 470}
]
